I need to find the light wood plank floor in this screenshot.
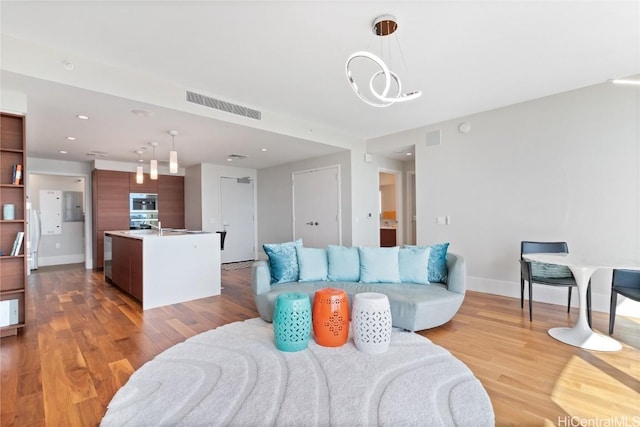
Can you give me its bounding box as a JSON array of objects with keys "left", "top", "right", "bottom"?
[{"left": 1, "top": 263, "right": 638, "bottom": 426}]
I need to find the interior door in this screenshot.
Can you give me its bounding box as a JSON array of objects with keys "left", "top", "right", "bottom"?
[
  {"left": 293, "top": 166, "right": 341, "bottom": 248},
  {"left": 220, "top": 177, "right": 255, "bottom": 263}
]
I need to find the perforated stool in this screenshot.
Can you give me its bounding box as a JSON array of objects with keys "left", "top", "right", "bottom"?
[
  {"left": 273, "top": 292, "right": 311, "bottom": 352},
  {"left": 352, "top": 292, "right": 392, "bottom": 354},
  {"left": 312, "top": 288, "right": 349, "bottom": 347}
]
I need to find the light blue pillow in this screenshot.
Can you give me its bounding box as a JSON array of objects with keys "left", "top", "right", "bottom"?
[
  {"left": 327, "top": 245, "right": 360, "bottom": 281},
  {"left": 406, "top": 243, "right": 450, "bottom": 283},
  {"left": 399, "top": 246, "right": 431, "bottom": 284},
  {"left": 358, "top": 246, "right": 401, "bottom": 284},
  {"left": 263, "top": 239, "right": 302, "bottom": 284},
  {"left": 531, "top": 261, "right": 572, "bottom": 279},
  {"left": 296, "top": 247, "right": 328, "bottom": 282}
]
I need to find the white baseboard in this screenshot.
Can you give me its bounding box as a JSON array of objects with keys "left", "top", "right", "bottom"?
[
  {"left": 467, "top": 276, "right": 640, "bottom": 319},
  {"left": 38, "top": 254, "right": 85, "bottom": 267}
]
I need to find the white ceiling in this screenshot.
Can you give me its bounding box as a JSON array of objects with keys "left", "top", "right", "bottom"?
[{"left": 1, "top": 1, "right": 638, "bottom": 169}]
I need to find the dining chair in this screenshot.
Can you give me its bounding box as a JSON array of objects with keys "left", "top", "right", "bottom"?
[
  {"left": 609, "top": 269, "right": 640, "bottom": 334},
  {"left": 519, "top": 241, "right": 591, "bottom": 325}
]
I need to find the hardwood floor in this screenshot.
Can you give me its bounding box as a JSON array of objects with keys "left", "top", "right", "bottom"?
[{"left": 1, "top": 264, "right": 638, "bottom": 426}]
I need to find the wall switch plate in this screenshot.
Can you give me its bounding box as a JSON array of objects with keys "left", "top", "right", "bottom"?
[{"left": 436, "top": 216, "right": 447, "bottom": 225}]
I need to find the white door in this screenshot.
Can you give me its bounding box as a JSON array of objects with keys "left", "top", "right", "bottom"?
[
  {"left": 293, "top": 166, "right": 341, "bottom": 248},
  {"left": 220, "top": 177, "right": 255, "bottom": 263}
]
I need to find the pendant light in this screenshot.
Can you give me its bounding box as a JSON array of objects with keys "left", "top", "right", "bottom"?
[
  {"left": 135, "top": 150, "right": 144, "bottom": 184},
  {"left": 345, "top": 14, "right": 421, "bottom": 107},
  {"left": 149, "top": 141, "right": 158, "bottom": 180},
  {"left": 168, "top": 129, "right": 178, "bottom": 174}
]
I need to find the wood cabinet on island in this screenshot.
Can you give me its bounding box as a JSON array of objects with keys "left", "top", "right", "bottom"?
[{"left": 104, "top": 230, "right": 220, "bottom": 310}]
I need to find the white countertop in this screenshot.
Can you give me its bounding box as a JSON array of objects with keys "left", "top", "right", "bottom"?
[{"left": 105, "top": 229, "right": 211, "bottom": 239}]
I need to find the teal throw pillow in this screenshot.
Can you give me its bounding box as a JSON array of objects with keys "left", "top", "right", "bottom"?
[
  {"left": 398, "top": 246, "right": 431, "bottom": 284},
  {"left": 296, "top": 246, "right": 328, "bottom": 282},
  {"left": 428, "top": 243, "right": 450, "bottom": 283},
  {"left": 531, "top": 261, "right": 572, "bottom": 279},
  {"left": 358, "top": 246, "right": 401, "bottom": 284},
  {"left": 263, "top": 239, "right": 302, "bottom": 284},
  {"left": 406, "top": 242, "right": 450, "bottom": 283},
  {"left": 327, "top": 245, "right": 360, "bottom": 281}
]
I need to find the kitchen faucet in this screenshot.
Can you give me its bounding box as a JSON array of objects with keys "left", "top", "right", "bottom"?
[{"left": 149, "top": 221, "right": 163, "bottom": 236}]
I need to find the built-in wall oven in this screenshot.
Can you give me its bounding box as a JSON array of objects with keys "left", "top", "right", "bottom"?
[{"left": 129, "top": 193, "right": 159, "bottom": 229}]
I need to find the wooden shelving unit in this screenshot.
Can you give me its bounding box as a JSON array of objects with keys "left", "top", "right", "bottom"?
[{"left": 0, "top": 112, "right": 27, "bottom": 337}]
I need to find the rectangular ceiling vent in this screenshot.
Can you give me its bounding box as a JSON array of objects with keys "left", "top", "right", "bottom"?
[{"left": 186, "top": 91, "right": 261, "bottom": 120}]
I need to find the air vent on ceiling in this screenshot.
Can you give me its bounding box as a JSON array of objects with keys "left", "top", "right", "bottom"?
[
  {"left": 228, "top": 154, "right": 248, "bottom": 160},
  {"left": 186, "top": 90, "right": 262, "bottom": 120},
  {"left": 86, "top": 151, "right": 108, "bottom": 158}
]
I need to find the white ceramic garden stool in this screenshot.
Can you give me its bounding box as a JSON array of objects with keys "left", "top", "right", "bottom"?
[{"left": 352, "top": 292, "right": 392, "bottom": 354}]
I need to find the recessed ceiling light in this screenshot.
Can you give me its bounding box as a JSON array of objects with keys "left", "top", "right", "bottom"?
[
  {"left": 609, "top": 78, "right": 640, "bottom": 86},
  {"left": 66, "top": 136, "right": 76, "bottom": 141},
  {"left": 405, "top": 152, "right": 412, "bottom": 156},
  {"left": 261, "top": 148, "right": 268, "bottom": 152},
  {"left": 226, "top": 158, "right": 233, "bottom": 162},
  {"left": 77, "top": 115, "right": 89, "bottom": 120},
  {"left": 59, "top": 150, "right": 68, "bottom": 154}
]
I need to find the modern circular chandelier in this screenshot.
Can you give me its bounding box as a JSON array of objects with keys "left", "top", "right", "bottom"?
[{"left": 345, "top": 15, "right": 422, "bottom": 108}]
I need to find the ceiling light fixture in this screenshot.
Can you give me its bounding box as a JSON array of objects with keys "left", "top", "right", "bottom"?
[
  {"left": 609, "top": 78, "right": 640, "bottom": 86},
  {"left": 149, "top": 141, "right": 159, "bottom": 180},
  {"left": 76, "top": 115, "right": 89, "bottom": 120},
  {"left": 66, "top": 136, "right": 76, "bottom": 141},
  {"left": 168, "top": 130, "right": 179, "bottom": 174},
  {"left": 135, "top": 150, "right": 144, "bottom": 184},
  {"left": 345, "top": 14, "right": 421, "bottom": 107}
]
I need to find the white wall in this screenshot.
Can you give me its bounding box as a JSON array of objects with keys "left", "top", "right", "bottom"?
[
  {"left": 350, "top": 142, "right": 379, "bottom": 247},
  {"left": 28, "top": 174, "right": 85, "bottom": 266},
  {"left": 257, "top": 150, "right": 352, "bottom": 253},
  {"left": 370, "top": 81, "right": 640, "bottom": 316}
]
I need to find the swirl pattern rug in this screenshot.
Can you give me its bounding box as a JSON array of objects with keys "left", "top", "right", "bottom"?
[{"left": 102, "top": 318, "right": 494, "bottom": 426}]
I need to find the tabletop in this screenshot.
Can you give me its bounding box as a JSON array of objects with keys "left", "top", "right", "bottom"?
[{"left": 523, "top": 253, "right": 640, "bottom": 270}]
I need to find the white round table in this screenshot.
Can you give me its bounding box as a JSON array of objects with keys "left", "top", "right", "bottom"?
[{"left": 523, "top": 253, "right": 640, "bottom": 352}]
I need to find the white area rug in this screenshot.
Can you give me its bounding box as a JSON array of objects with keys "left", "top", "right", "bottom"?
[{"left": 102, "top": 318, "right": 494, "bottom": 426}]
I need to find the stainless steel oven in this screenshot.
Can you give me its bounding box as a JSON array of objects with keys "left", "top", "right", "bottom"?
[
  {"left": 130, "top": 193, "right": 158, "bottom": 211},
  {"left": 130, "top": 193, "right": 159, "bottom": 229}
]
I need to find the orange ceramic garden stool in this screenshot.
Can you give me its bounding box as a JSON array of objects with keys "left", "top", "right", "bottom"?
[{"left": 312, "top": 288, "right": 350, "bottom": 347}]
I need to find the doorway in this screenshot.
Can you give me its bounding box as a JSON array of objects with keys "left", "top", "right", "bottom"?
[
  {"left": 292, "top": 165, "right": 341, "bottom": 248},
  {"left": 27, "top": 174, "right": 86, "bottom": 269},
  {"left": 220, "top": 176, "right": 255, "bottom": 263},
  {"left": 378, "top": 170, "right": 403, "bottom": 247}
]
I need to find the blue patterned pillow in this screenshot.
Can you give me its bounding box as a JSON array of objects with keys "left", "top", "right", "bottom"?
[
  {"left": 406, "top": 243, "right": 450, "bottom": 283},
  {"left": 327, "top": 245, "right": 360, "bottom": 281},
  {"left": 263, "top": 239, "right": 302, "bottom": 284},
  {"left": 428, "top": 243, "right": 450, "bottom": 283},
  {"left": 398, "top": 246, "right": 431, "bottom": 284},
  {"left": 358, "top": 246, "right": 401, "bottom": 284}
]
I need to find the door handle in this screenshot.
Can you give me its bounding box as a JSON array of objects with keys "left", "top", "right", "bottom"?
[{"left": 306, "top": 221, "right": 314, "bottom": 225}]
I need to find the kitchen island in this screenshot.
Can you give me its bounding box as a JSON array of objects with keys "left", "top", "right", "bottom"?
[{"left": 104, "top": 230, "right": 220, "bottom": 310}]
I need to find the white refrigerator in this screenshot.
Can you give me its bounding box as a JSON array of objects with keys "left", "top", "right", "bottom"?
[{"left": 27, "top": 203, "right": 41, "bottom": 271}]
